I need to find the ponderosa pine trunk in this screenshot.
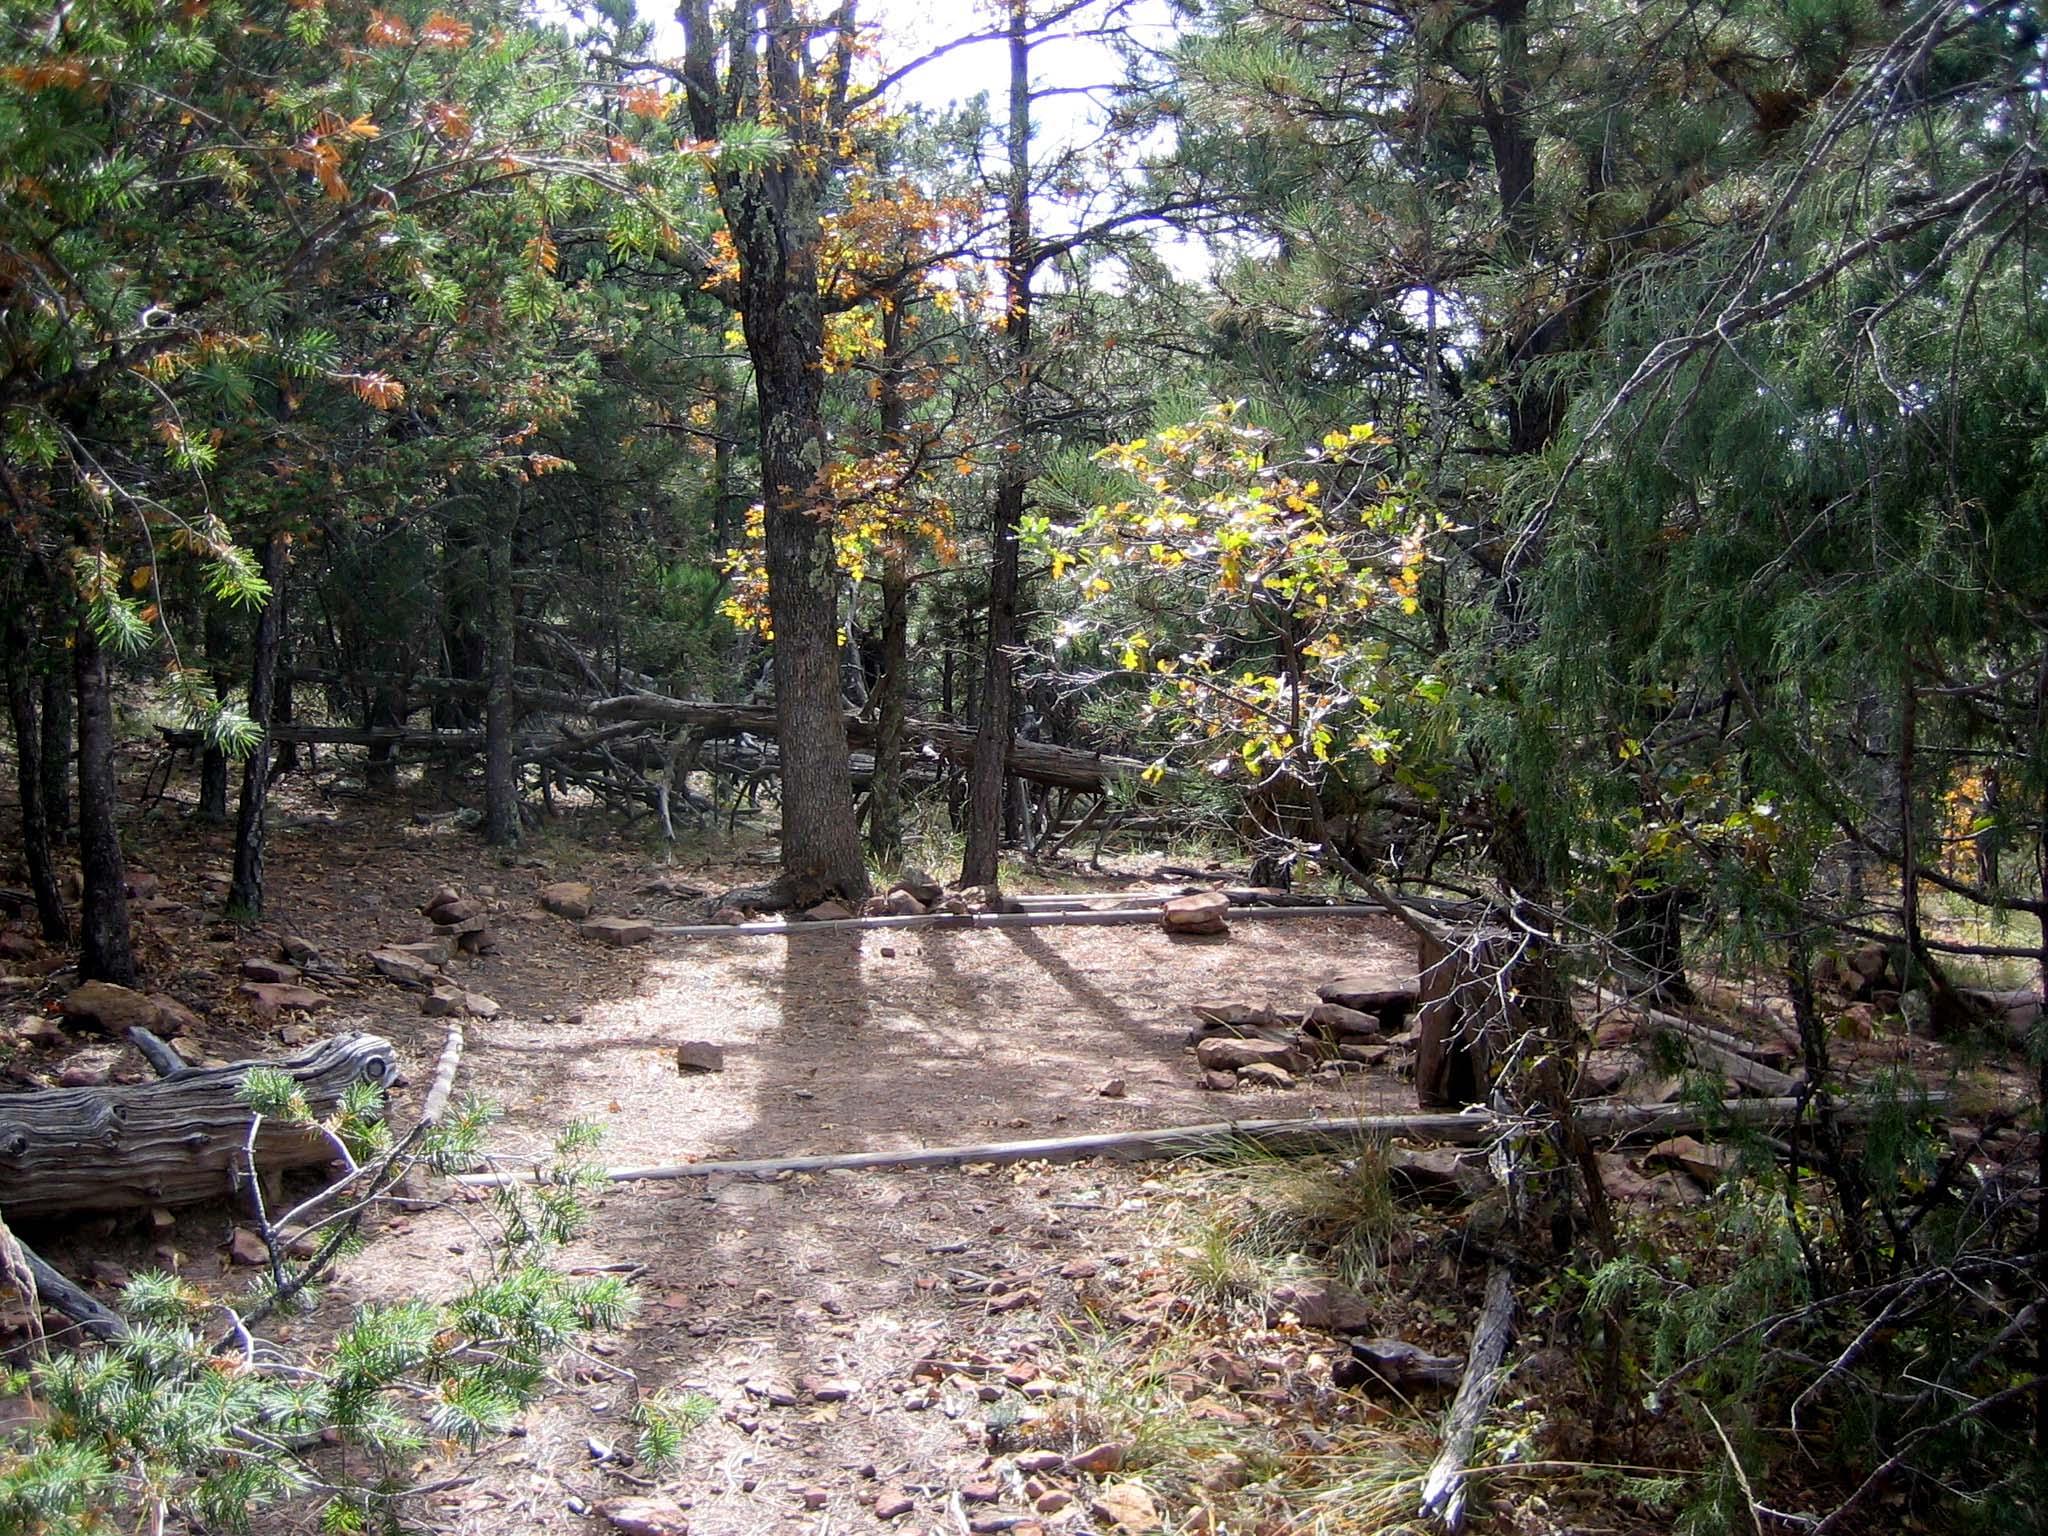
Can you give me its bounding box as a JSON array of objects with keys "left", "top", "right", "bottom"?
[
  {"left": 196, "top": 600, "right": 233, "bottom": 823},
  {"left": 483, "top": 503, "right": 519, "bottom": 847},
  {"left": 679, "top": 0, "right": 868, "bottom": 908},
  {"left": 39, "top": 669, "right": 69, "bottom": 837},
  {"left": 229, "top": 534, "right": 288, "bottom": 920},
  {"left": 961, "top": 5, "right": 1034, "bottom": 888},
  {"left": 4, "top": 615, "right": 67, "bottom": 942},
  {"left": 866, "top": 297, "right": 914, "bottom": 865},
  {"left": 72, "top": 618, "right": 134, "bottom": 983}
]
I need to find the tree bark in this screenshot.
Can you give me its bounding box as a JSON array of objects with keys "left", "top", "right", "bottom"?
[
  {"left": 229, "top": 534, "right": 288, "bottom": 920},
  {"left": 867, "top": 296, "right": 914, "bottom": 865},
  {"left": 679, "top": 0, "right": 868, "bottom": 907},
  {"left": 72, "top": 618, "right": 134, "bottom": 984},
  {"left": 3, "top": 616, "right": 67, "bottom": 942},
  {"left": 196, "top": 599, "right": 234, "bottom": 823},
  {"left": 38, "top": 668, "right": 70, "bottom": 837},
  {"left": 962, "top": 4, "right": 1035, "bottom": 887},
  {"left": 483, "top": 500, "right": 520, "bottom": 847},
  {"left": 0, "top": 1032, "right": 395, "bottom": 1218}
]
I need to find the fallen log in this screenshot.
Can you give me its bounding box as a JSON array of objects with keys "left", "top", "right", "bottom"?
[
  {"left": 1587, "top": 987, "right": 1804, "bottom": 1096},
  {"left": 0, "top": 1033, "right": 396, "bottom": 1218},
  {"left": 1419, "top": 1264, "right": 1516, "bottom": 1530},
  {"left": 456, "top": 1095, "right": 1919, "bottom": 1189},
  {"left": 652, "top": 902, "right": 1395, "bottom": 939}
]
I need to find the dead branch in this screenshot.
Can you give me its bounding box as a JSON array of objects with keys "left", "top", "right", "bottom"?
[
  {"left": 1420, "top": 1264, "right": 1517, "bottom": 1530},
  {"left": 456, "top": 1095, "right": 1919, "bottom": 1190}
]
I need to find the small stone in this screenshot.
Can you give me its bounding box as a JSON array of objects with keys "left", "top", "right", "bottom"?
[
  {"left": 1236, "top": 1062, "right": 1296, "bottom": 1089},
  {"left": 278, "top": 935, "right": 322, "bottom": 965},
  {"left": 1161, "top": 893, "right": 1229, "bottom": 935},
  {"left": 800, "top": 1488, "right": 828, "bottom": 1510},
  {"left": 421, "top": 984, "right": 468, "bottom": 1018},
  {"left": 61, "top": 981, "right": 163, "bottom": 1035},
  {"left": 803, "top": 899, "right": 857, "bottom": 922},
  {"left": 1837, "top": 1002, "right": 1878, "bottom": 1039},
  {"left": 369, "top": 946, "right": 442, "bottom": 985},
  {"left": 1647, "top": 1135, "right": 1736, "bottom": 1187},
  {"left": 227, "top": 1227, "right": 270, "bottom": 1266},
  {"left": 800, "top": 1374, "right": 854, "bottom": 1401},
  {"left": 874, "top": 1490, "right": 915, "bottom": 1520},
  {"left": 426, "top": 895, "right": 481, "bottom": 925},
  {"left": 539, "top": 881, "right": 596, "bottom": 920},
  {"left": 674, "top": 1041, "right": 726, "bottom": 1074},
  {"left": 1059, "top": 1258, "right": 1101, "bottom": 1279},
  {"left": 461, "top": 992, "right": 500, "bottom": 1020},
  {"left": 1304, "top": 1002, "right": 1381, "bottom": 1039},
  {"left": 960, "top": 1479, "right": 1001, "bottom": 1504},
  {"left": 1200, "top": 1070, "right": 1238, "bottom": 1092},
  {"left": 237, "top": 982, "right": 332, "bottom": 1017},
  {"left": 1015, "top": 1452, "right": 1065, "bottom": 1474},
  {"left": 1089, "top": 1482, "right": 1159, "bottom": 1533},
  {"left": 1064, "top": 1442, "right": 1126, "bottom": 1476},
  {"left": 582, "top": 917, "right": 655, "bottom": 947},
  {"left": 433, "top": 913, "right": 489, "bottom": 937},
  {"left": 1193, "top": 1036, "right": 1301, "bottom": 1073},
  {"left": 884, "top": 888, "right": 926, "bottom": 917},
  {"left": 1271, "top": 1277, "right": 1375, "bottom": 1333},
  {"left": 241, "top": 957, "right": 300, "bottom": 984},
  {"left": 1316, "top": 974, "right": 1420, "bottom": 1023},
  {"left": 0, "top": 932, "right": 36, "bottom": 962},
  {"left": 710, "top": 907, "right": 748, "bottom": 925},
  {"left": 1035, "top": 1490, "right": 1073, "bottom": 1515},
  {"left": 1098, "top": 1078, "right": 1127, "bottom": 1099},
  {"left": 57, "top": 1064, "right": 105, "bottom": 1088},
  {"left": 597, "top": 1496, "right": 692, "bottom": 1536},
  {"left": 892, "top": 867, "right": 943, "bottom": 905},
  {"left": 123, "top": 871, "right": 161, "bottom": 900},
  {"left": 148, "top": 995, "right": 201, "bottom": 1036}
]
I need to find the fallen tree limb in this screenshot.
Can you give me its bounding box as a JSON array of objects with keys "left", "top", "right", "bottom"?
[
  {"left": 0, "top": 1034, "right": 396, "bottom": 1218},
  {"left": 22, "top": 1246, "right": 127, "bottom": 1342},
  {"left": 1420, "top": 1264, "right": 1516, "bottom": 1530},
  {"left": 1586, "top": 986, "right": 1804, "bottom": 1095},
  {"left": 653, "top": 902, "right": 1396, "bottom": 938},
  {"left": 456, "top": 1095, "right": 1918, "bottom": 1189}
]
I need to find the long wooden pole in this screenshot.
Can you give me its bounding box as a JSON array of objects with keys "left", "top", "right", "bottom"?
[
  {"left": 651, "top": 902, "right": 1397, "bottom": 939},
  {"left": 455, "top": 1096, "right": 1901, "bottom": 1190}
]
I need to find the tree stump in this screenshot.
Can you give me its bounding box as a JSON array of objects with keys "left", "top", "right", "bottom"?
[
  {"left": 0, "top": 1033, "right": 395, "bottom": 1218},
  {"left": 1415, "top": 929, "right": 1522, "bottom": 1109}
]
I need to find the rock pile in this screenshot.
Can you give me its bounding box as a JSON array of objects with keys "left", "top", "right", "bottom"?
[{"left": 1184, "top": 976, "right": 1422, "bottom": 1090}]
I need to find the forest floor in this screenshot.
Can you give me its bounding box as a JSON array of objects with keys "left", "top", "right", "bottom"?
[{"left": 1, "top": 755, "right": 2022, "bottom": 1536}]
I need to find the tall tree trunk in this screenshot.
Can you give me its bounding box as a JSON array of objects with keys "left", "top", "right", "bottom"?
[
  {"left": 679, "top": 0, "right": 869, "bottom": 908},
  {"left": 229, "top": 535, "right": 288, "bottom": 921},
  {"left": 434, "top": 516, "right": 484, "bottom": 732},
  {"left": 196, "top": 601, "right": 233, "bottom": 823},
  {"left": 72, "top": 619, "right": 134, "bottom": 983},
  {"left": 4, "top": 617, "right": 67, "bottom": 942},
  {"left": 483, "top": 503, "right": 520, "bottom": 847},
  {"left": 866, "top": 298, "right": 914, "bottom": 865},
  {"left": 39, "top": 669, "right": 70, "bottom": 838},
  {"left": 961, "top": 4, "right": 1034, "bottom": 888}
]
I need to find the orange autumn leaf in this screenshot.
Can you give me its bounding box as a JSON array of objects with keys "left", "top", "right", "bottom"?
[
  {"left": 364, "top": 9, "right": 411, "bottom": 46},
  {"left": 606, "top": 135, "right": 635, "bottom": 164},
  {"left": 425, "top": 101, "right": 472, "bottom": 141},
  {"left": 420, "top": 10, "right": 473, "bottom": 48},
  {"left": 350, "top": 372, "right": 406, "bottom": 409},
  {"left": 524, "top": 233, "right": 558, "bottom": 274},
  {"left": 621, "top": 84, "right": 670, "bottom": 120}
]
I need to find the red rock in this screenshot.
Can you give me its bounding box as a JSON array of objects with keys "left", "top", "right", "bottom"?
[
  {"left": 674, "top": 1041, "right": 726, "bottom": 1074},
  {"left": 1064, "top": 1442, "right": 1126, "bottom": 1476},
  {"left": 539, "top": 881, "right": 596, "bottom": 920},
  {"left": 1161, "top": 893, "right": 1229, "bottom": 935},
  {"left": 874, "top": 1490, "right": 915, "bottom": 1520},
  {"left": 598, "top": 1497, "right": 691, "bottom": 1536},
  {"left": 240, "top": 958, "right": 300, "bottom": 984},
  {"left": 1193, "top": 1036, "right": 1301, "bottom": 1074},
  {"left": 581, "top": 916, "right": 655, "bottom": 947},
  {"left": 227, "top": 1227, "right": 270, "bottom": 1266},
  {"left": 237, "top": 982, "right": 332, "bottom": 1017},
  {"left": 61, "top": 981, "right": 163, "bottom": 1035}
]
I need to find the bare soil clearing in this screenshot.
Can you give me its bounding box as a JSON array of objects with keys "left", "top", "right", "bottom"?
[{"left": 6, "top": 784, "right": 1422, "bottom": 1535}]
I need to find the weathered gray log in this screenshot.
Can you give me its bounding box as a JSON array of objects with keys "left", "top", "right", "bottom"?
[
  {"left": 1420, "top": 1264, "right": 1517, "bottom": 1530},
  {"left": 457, "top": 1095, "right": 1919, "bottom": 1190},
  {"left": 23, "top": 1247, "right": 127, "bottom": 1341},
  {"left": 0, "top": 1033, "right": 396, "bottom": 1218},
  {"left": 652, "top": 903, "right": 1394, "bottom": 939},
  {"left": 1586, "top": 987, "right": 1804, "bottom": 1096}
]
